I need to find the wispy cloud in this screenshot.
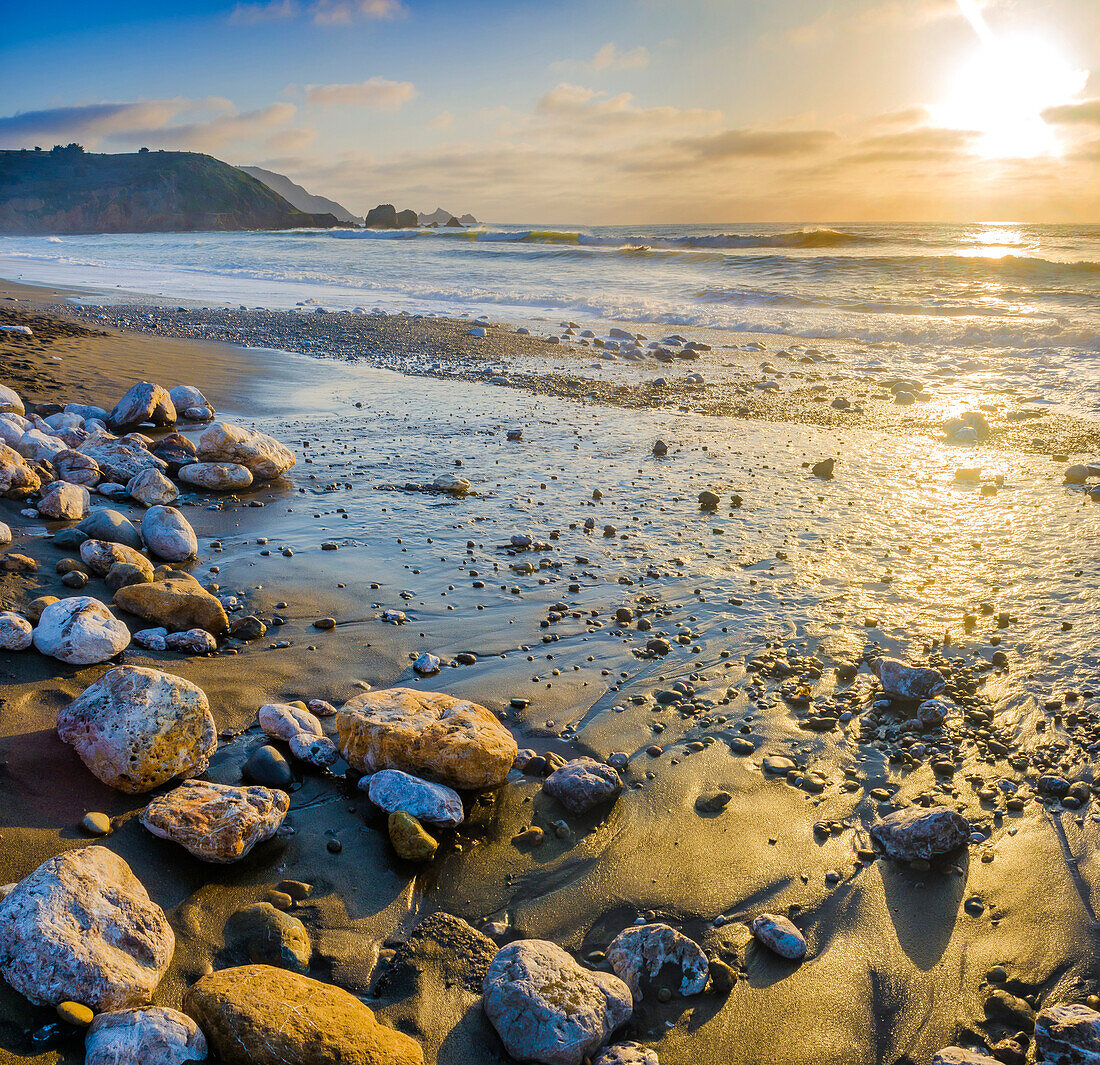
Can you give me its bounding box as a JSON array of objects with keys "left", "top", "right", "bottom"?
[
  {"left": 1044, "top": 99, "right": 1100, "bottom": 125},
  {"left": 591, "top": 42, "right": 650, "bottom": 72},
  {"left": 0, "top": 100, "right": 199, "bottom": 145},
  {"left": 303, "top": 76, "right": 417, "bottom": 109},
  {"left": 228, "top": 0, "right": 404, "bottom": 25}
]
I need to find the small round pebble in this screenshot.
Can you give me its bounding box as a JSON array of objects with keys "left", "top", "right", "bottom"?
[{"left": 81, "top": 812, "right": 111, "bottom": 836}]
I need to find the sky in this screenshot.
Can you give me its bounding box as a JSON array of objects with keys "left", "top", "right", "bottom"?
[{"left": 2, "top": 0, "right": 1099, "bottom": 223}]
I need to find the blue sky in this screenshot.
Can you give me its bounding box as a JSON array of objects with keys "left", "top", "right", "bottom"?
[{"left": 2, "top": 0, "right": 1098, "bottom": 221}]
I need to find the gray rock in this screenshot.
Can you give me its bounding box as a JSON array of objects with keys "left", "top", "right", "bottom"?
[
  {"left": 593, "top": 1044, "right": 660, "bottom": 1065},
  {"left": 0, "top": 846, "right": 173, "bottom": 1010},
  {"left": 482, "top": 940, "right": 632, "bottom": 1065},
  {"left": 0, "top": 520, "right": 10, "bottom": 545},
  {"left": 244, "top": 745, "right": 294, "bottom": 788},
  {"left": 168, "top": 385, "right": 214, "bottom": 421},
  {"left": 198, "top": 421, "right": 294, "bottom": 480},
  {"left": 875, "top": 657, "right": 946, "bottom": 701},
  {"left": 1034, "top": 1003, "right": 1100, "bottom": 1064},
  {"left": 164, "top": 628, "right": 217, "bottom": 654},
  {"left": 178, "top": 461, "right": 253, "bottom": 491},
  {"left": 0, "top": 611, "right": 33, "bottom": 650},
  {"left": 226, "top": 903, "right": 311, "bottom": 973},
  {"left": 133, "top": 627, "right": 169, "bottom": 651},
  {"left": 79, "top": 433, "right": 168, "bottom": 484},
  {"left": 364, "top": 768, "right": 465, "bottom": 828},
  {"left": 750, "top": 913, "right": 807, "bottom": 960},
  {"left": 141, "top": 505, "right": 197, "bottom": 561},
  {"left": 108, "top": 382, "right": 176, "bottom": 431},
  {"left": 37, "top": 481, "right": 89, "bottom": 520},
  {"left": 258, "top": 702, "right": 324, "bottom": 742},
  {"left": 78, "top": 508, "right": 143, "bottom": 549},
  {"left": 543, "top": 757, "right": 623, "bottom": 814},
  {"left": 287, "top": 731, "right": 339, "bottom": 767},
  {"left": 871, "top": 806, "right": 969, "bottom": 861},
  {"left": 85, "top": 1006, "right": 208, "bottom": 1065},
  {"left": 127, "top": 468, "right": 178, "bottom": 507},
  {"left": 33, "top": 596, "right": 131, "bottom": 665},
  {"left": 606, "top": 923, "right": 708, "bottom": 1001},
  {"left": 54, "top": 448, "right": 101, "bottom": 487}
]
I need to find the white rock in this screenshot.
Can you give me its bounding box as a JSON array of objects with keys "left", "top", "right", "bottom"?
[
  {"left": 85, "top": 1006, "right": 208, "bottom": 1065},
  {"left": 36, "top": 481, "right": 89, "bottom": 520},
  {"left": 0, "top": 520, "right": 9, "bottom": 546},
  {"left": 80, "top": 432, "right": 168, "bottom": 484},
  {"left": 259, "top": 702, "right": 324, "bottom": 742},
  {"left": 33, "top": 596, "right": 131, "bottom": 665},
  {"left": 0, "top": 384, "right": 24, "bottom": 416},
  {"left": 164, "top": 628, "right": 217, "bottom": 654},
  {"left": 363, "top": 768, "right": 464, "bottom": 828},
  {"left": 168, "top": 385, "right": 214, "bottom": 421},
  {"left": 128, "top": 468, "right": 178, "bottom": 507},
  {"left": 0, "top": 847, "right": 173, "bottom": 1010},
  {"left": 197, "top": 421, "right": 294, "bottom": 480},
  {"left": 606, "top": 923, "right": 709, "bottom": 1001},
  {"left": 0, "top": 413, "right": 29, "bottom": 447},
  {"left": 178, "top": 461, "right": 253, "bottom": 491},
  {"left": 141, "top": 505, "right": 197, "bottom": 561},
  {"left": 54, "top": 448, "right": 101, "bottom": 487},
  {"left": 133, "top": 627, "right": 169, "bottom": 651},
  {"left": 107, "top": 382, "right": 176, "bottom": 431},
  {"left": 17, "top": 428, "right": 67, "bottom": 464},
  {"left": 0, "top": 611, "right": 33, "bottom": 650},
  {"left": 414, "top": 651, "right": 441, "bottom": 675},
  {"left": 433, "top": 472, "right": 470, "bottom": 495},
  {"left": 288, "top": 731, "right": 339, "bottom": 767}
]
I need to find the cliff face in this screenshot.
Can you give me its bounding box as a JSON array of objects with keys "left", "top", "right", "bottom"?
[
  {"left": 0, "top": 149, "right": 341, "bottom": 234},
  {"left": 238, "top": 165, "right": 362, "bottom": 225}
]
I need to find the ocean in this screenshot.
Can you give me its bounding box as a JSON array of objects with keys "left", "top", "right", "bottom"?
[{"left": 3, "top": 221, "right": 1100, "bottom": 408}]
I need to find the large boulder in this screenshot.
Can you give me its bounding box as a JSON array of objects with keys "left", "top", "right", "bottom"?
[
  {"left": 183, "top": 965, "right": 424, "bottom": 1065},
  {"left": 0, "top": 412, "right": 28, "bottom": 447},
  {"left": 338, "top": 688, "right": 517, "bottom": 789},
  {"left": 54, "top": 448, "right": 101, "bottom": 487},
  {"left": 141, "top": 505, "right": 197, "bottom": 561},
  {"left": 483, "top": 940, "right": 632, "bottom": 1065},
  {"left": 57, "top": 666, "right": 217, "bottom": 793},
  {"left": 17, "top": 428, "right": 68, "bottom": 464},
  {"left": 364, "top": 768, "right": 465, "bottom": 828},
  {"left": 168, "top": 385, "right": 214, "bottom": 422},
  {"left": 606, "top": 923, "right": 709, "bottom": 1002},
  {"left": 198, "top": 422, "right": 294, "bottom": 480},
  {"left": 114, "top": 573, "right": 229, "bottom": 636},
  {"left": 85, "top": 1006, "right": 208, "bottom": 1065},
  {"left": 365, "top": 203, "right": 400, "bottom": 228},
  {"left": 0, "top": 383, "right": 24, "bottom": 416},
  {"left": 79, "top": 431, "right": 168, "bottom": 484},
  {"left": 141, "top": 780, "right": 288, "bottom": 863},
  {"left": 544, "top": 758, "right": 622, "bottom": 814},
  {"left": 37, "top": 480, "right": 89, "bottom": 520},
  {"left": 151, "top": 433, "right": 198, "bottom": 473},
  {"left": 33, "top": 596, "right": 131, "bottom": 665},
  {"left": 128, "top": 468, "right": 178, "bottom": 507},
  {"left": 0, "top": 847, "right": 173, "bottom": 1010},
  {"left": 107, "top": 383, "right": 176, "bottom": 431},
  {"left": 0, "top": 441, "right": 41, "bottom": 498},
  {"left": 179, "top": 461, "right": 253, "bottom": 491},
  {"left": 78, "top": 508, "right": 143, "bottom": 549},
  {"left": 871, "top": 806, "right": 969, "bottom": 861},
  {"left": 80, "top": 538, "right": 155, "bottom": 579},
  {"left": 1034, "top": 1003, "right": 1100, "bottom": 1064}
]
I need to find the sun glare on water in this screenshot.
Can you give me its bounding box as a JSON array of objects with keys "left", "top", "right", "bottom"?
[{"left": 935, "top": 2, "right": 1087, "bottom": 159}]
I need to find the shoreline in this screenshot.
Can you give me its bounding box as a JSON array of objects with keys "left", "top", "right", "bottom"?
[{"left": 3, "top": 276, "right": 1100, "bottom": 1063}]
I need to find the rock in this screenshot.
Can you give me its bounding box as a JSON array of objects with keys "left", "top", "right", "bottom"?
[
  {"left": 57, "top": 666, "right": 217, "bottom": 793},
  {"left": 812, "top": 457, "right": 835, "bottom": 479},
  {"left": 163, "top": 627, "right": 217, "bottom": 654},
  {"left": 114, "top": 574, "right": 229, "bottom": 636},
  {"left": 482, "top": 940, "right": 632, "bottom": 1065},
  {"left": 365, "top": 203, "right": 400, "bottom": 228},
  {"left": 652, "top": 440, "right": 668, "bottom": 456},
  {"left": 433, "top": 472, "right": 470, "bottom": 495},
  {"left": 54, "top": 448, "right": 102, "bottom": 487},
  {"left": 606, "top": 923, "right": 708, "bottom": 1002},
  {"left": 198, "top": 422, "right": 294, "bottom": 480},
  {"left": 0, "top": 520, "right": 9, "bottom": 545},
  {"left": 107, "top": 383, "right": 176, "bottom": 431},
  {"left": 288, "top": 731, "right": 339, "bottom": 767},
  {"left": 364, "top": 768, "right": 465, "bottom": 828},
  {"left": 26, "top": 595, "right": 59, "bottom": 622},
  {"left": 17, "top": 427, "right": 68, "bottom": 463},
  {"left": 78, "top": 508, "right": 143, "bottom": 549},
  {"left": 1034, "top": 1003, "right": 1100, "bottom": 1064},
  {"left": 593, "top": 1044, "right": 660, "bottom": 1065},
  {"left": 244, "top": 745, "right": 294, "bottom": 788},
  {"left": 543, "top": 757, "right": 622, "bottom": 814},
  {"left": 226, "top": 903, "right": 310, "bottom": 972},
  {"left": 932, "top": 1050, "right": 996, "bottom": 1064},
  {"left": 179, "top": 461, "right": 254, "bottom": 491},
  {"left": 168, "top": 385, "right": 214, "bottom": 421},
  {"left": 33, "top": 596, "right": 130, "bottom": 665},
  {"left": 79, "top": 433, "right": 168, "bottom": 485},
  {"left": 413, "top": 651, "right": 441, "bottom": 675},
  {"left": 1, "top": 551, "right": 37, "bottom": 573},
  {"left": 81, "top": 539, "right": 155, "bottom": 579},
  {"left": 57, "top": 999, "right": 94, "bottom": 1026},
  {"left": 82, "top": 811, "right": 112, "bottom": 835},
  {"left": 141, "top": 506, "right": 197, "bottom": 561},
  {"left": 871, "top": 806, "right": 969, "bottom": 861},
  {"left": 230, "top": 615, "right": 267, "bottom": 640},
  {"left": 85, "top": 1006, "right": 208, "bottom": 1065},
  {"left": 259, "top": 701, "right": 323, "bottom": 742},
  {"left": 128, "top": 468, "right": 178, "bottom": 507},
  {"left": 875, "top": 657, "right": 946, "bottom": 701},
  {"left": 0, "top": 847, "right": 173, "bottom": 1010},
  {"left": 338, "top": 688, "right": 518, "bottom": 789},
  {"left": 0, "top": 384, "right": 24, "bottom": 416},
  {"left": 37, "top": 481, "right": 89, "bottom": 520},
  {"left": 0, "top": 611, "right": 33, "bottom": 650},
  {"left": 183, "top": 965, "right": 424, "bottom": 1065},
  {"left": 133, "top": 626, "right": 168, "bottom": 650},
  {"left": 698, "top": 489, "right": 720, "bottom": 508},
  {"left": 917, "top": 698, "right": 950, "bottom": 729},
  {"left": 141, "top": 780, "right": 288, "bottom": 862},
  {"left": 388, "top": 810, "right": 438, "bottom": 860},
  {"left": 750, "top": 913, "right": 807, "bottom": 961},
  {"left": 150, "top": 433, "right": 198, "bottom": 472},
  {"left": 0, "top": 441, "right": 41, "bottom": 498}
]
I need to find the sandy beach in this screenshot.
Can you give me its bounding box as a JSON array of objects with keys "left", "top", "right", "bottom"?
[{"left": 4, "top": 277, "right": 1100, "bottom": 1065}]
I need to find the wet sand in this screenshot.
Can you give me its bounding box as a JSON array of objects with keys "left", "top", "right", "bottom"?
[{"left": 3, "top": 279, "right": 1100, "bottom": 1063}]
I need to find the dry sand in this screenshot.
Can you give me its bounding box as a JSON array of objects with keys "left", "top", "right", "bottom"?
[{"left": 2, "top": 279, "right": 1100, "bottom": 1064}]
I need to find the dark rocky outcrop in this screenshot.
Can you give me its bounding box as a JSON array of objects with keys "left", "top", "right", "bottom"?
[
  {"left": 0, "top": 148, "right": 341, "bottom": 234},
  {"left": 396, "top": 208, "right": 419, "bottom": 228}
]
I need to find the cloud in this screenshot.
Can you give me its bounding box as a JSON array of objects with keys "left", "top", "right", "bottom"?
[
  {"left": 109, "top": 103, "right": 299, "bottom": 152},
  {"left": 427, "top": 110, "right": 454, "bottom": 131},
  {"left": 0, "top": 100, "right": 195, "bottom": 145},
  {"left": 844, "top": 126, "right": 978, "bottom": 162},
  {"left": 1043, "top": 99, "right": 1100, "bottom": 125},
  {"left": 533, "top": 83, "right": 721, "bottom": 135},
  {"left": 788, "top": 0, "right": 996, "bottom": 46},
  {"left": 678, "top": 127, "right": 839, "bottom": 160},
  {"left": 228, "top": 0, "right": 404, "bottom": 25},
  {"left": 303, "top": 76, "right": 417, "bottom": 110},
  {"left": 265, "top": 127, "right": 318, "bottom": 153},
  {"left": 591, "top": 43, "right": 651, "bottom": 72}
]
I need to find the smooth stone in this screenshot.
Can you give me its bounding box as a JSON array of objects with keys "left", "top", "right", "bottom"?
[
  {"left": 482, "top": 940, "right": 632, "bottom": 1065},
  {"left": 82, "top": 811, "right": 112, "bottom": 836},
  {"left": 106, "top": 562, "right": 153, "bottom": 594},
  {"left": 258, "top": 702, "right": 324, "bottom": 743},
  {"left": 606, "top": 923, "right": 709, "bottom": 1002},
  {"left": 78, "top": 509, "right": 143, "bottom": 549},
  {"left": 141, "top": 780, "right": 288, "bottom": 862},
  {"left": 413, "top": 651, "right": 441, "bottom": 675},
  {"left": 108, "top": 382, "right": 176, "bottom": 431},
  {"left": 162, "top": 626, "right": 217, "bottom": 654},
  {"left": 80, "top": 539, "right": 155, "bottom": 579},
  {"left": 750, "top": 913, "right": 807, "bottom": 960},
  {"left": 37, "top": 481, "right": 89, "bottom": 520},
  {"left": 287, "top": 732, "right": 339, "bottom": 767},
  {"left": 114, "top": 573, "right": 229, "bottom": 636},
  {"left": 337, "top": 687, "right": 518, "bottom": 789},
  {"left": 932, "top": 1049, "right": 997, "bottom": 1064},
  {"left": 56, "top": 1000, "right": 94, "bottom": 1027},
  {"left": 141, "top": 505, "right": 197, "bottom": 561},
  {"left": 179, "top": 462, "right": 254, "bottom": 491},
  {"left": 388, "top": 810, "right": 438, "bottom": 861},
  {"left": 198, "top": 422, "right": 294, "bottom": 480},
  {"left": 128, "top": 468, "right": 178, "bottom": 507},
  {"left": 871, "top": 806, "right": 970, "bottom": 861},
  {"left": 85, "top": 1006, "right": 208, "bottom": 1065},
  {"left": 875, "top": 657, "right": 946, "bottom": 701},
  {"left": 33, "top": 596, "right": 130, "bottom": 665},
  {"left": 168, "top": 385, "right": 214, "bottom": 420},
  {"left": 226, "top": 903, "right": 310, "bottom": 972},
  {"left": 365, "top": 768, "right": 465, "bottom": 828},
  {"left": 54, "top": 449, "right": 102, "bottom": 487},
  {"left": 244, "top": 745, "right": 294, "bottom": 788},
  {"left": 150, "top": 433, "right": 198, "bottom": 473},
  {"left": 0, "top": 519, "right": 10, "bottom": 545},
  {"left": 183, "top": 965, "right": 423, "bottom": 1065},
  {"left": 543, "top": 757, "right": 623, "bottom": 814},
  {"left": 0, "top": 847, "right": 173, "bottom": 1010},
  {"left": 0, "top": 383, "right": 25, "bottom": 416},
  {"left": 0, "top": 611, "right": 33, "bottom": 650},
  {"left": 57, "top": 666, "right": 216, "bottom": 793},
  {"left": 53, "top": 526, "right": 87, "bottom": 548}
]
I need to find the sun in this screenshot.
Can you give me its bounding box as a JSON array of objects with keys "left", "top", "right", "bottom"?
[{"left": 933, "top": 3, "right": 1088, "bottom": 161}]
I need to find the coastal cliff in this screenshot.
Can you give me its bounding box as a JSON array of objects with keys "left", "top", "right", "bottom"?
[{"left": 0, "top": 147, "right": 341, "bottom": 234}]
